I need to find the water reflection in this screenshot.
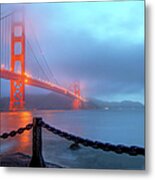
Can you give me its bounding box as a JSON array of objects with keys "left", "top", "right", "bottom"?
[
  {"left": 18, "top": 111, "right": 32, "bottom": 153},
  {"left": 0, "top": 111, "right": 33, "bottom": 155}
]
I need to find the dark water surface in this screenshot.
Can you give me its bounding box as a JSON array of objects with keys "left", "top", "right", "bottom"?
[{"left": 0, "top": 109, "right": 145, "bottom": 169}]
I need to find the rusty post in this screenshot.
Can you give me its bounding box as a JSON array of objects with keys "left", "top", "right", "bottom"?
[{"left": 29, "top": 117, "right": 46, "bottom": 167}]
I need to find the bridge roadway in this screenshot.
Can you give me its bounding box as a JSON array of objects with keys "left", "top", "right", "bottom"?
[{"left": 0, "top": 68, "right": 86, "bottom": 102}]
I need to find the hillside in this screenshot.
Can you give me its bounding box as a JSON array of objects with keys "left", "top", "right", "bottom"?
[{"left": 0, "top": 93, "right": 144, "bottom": 111}]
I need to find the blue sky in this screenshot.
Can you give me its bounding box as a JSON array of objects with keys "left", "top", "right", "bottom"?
[{"left": 1, "top": 1, "right": 145, "bottom": 103}]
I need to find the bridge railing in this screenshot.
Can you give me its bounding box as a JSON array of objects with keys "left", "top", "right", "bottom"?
[{"left": 0, "top": 117, "right": 145, "bottom": 167}]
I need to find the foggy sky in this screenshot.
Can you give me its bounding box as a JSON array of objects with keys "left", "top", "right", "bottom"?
[{"left": 1, "top": 1, "right": 144, "bottom": 103}]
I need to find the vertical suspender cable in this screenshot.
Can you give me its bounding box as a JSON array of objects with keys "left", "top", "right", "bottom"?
[
  {"left": 28, "top": 19, "right": 59, "bottom": 84},
  {"left": 1, "top": 18, "right": 4, "bottom": 66},
  {"left": 0, "top": 16, "right": 2, "bottom": 66}
]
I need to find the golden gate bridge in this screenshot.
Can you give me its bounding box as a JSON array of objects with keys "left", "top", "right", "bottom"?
[{"left": 0, "top": 9, "right": 86, "bottom": 111}]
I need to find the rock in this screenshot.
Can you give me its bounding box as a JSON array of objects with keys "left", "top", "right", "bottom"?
[{"left": 69, "top": 143, "right": 81, "bottom": 150}]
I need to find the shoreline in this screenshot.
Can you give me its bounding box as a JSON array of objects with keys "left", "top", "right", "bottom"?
[
  {"left": 0, "top": 152, "right": 64, "bottom": 168},
  {"left": 0, "top": 150, "right": 145, "bottom": 169}
]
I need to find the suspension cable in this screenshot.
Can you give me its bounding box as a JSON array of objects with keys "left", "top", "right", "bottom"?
[
  {"left": 26, "top": 40, "right": 51, "bottom": 82},
  {"left": 0, "top": 11, "right": 15, "bottom": 21},
  {"left": 27, "top": 19, "right": 59, "bottom": 84}
]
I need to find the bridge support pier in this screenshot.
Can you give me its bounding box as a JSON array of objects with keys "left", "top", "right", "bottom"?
[
  {"left": 72, "top": 82, "right": 81, "bottom": 110},
  {"left": 73, "top": 99, "right": 81, "bottom": 109}
]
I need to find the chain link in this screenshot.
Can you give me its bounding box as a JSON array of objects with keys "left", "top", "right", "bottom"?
[
  {"left": 0, "top": 123, "right": 33, "bottom": 139},
  {"left": 41, "top": 121, "right": 145, "bottom": 156}
]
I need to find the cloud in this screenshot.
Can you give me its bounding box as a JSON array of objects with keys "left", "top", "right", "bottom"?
[
  {"left": 1, "top": 1, "right": 145, "bottom": 103},
  {"left": 24, "top": 1, "right": 144, "bottom": 44}
]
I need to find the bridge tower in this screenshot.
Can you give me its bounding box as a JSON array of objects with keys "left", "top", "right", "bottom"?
[
  {"left": 72, "top": 82, "right": 81, "bottom": 109},
  {"left": 9, "top": 11, "right": 25, "bottom": 111}
]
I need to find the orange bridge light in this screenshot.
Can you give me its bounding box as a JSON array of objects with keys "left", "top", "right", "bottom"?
[{"left": 25, "top": 79, "right": 28, "bottom": 83}]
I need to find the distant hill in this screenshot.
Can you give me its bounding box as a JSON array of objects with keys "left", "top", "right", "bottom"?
[
  {"left": 0, "top": 93, "right": 144, "bottom": 111},
  {"left": 0, "top": 93, "right": 95, "bottom": 111},
  {"left": 88, "top": 98, "right": 144, "bottom": 110}
]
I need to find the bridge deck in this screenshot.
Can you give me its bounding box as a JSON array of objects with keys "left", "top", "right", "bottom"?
[{"left": 0, "top": 68, "right": 86, "bottom": 102}]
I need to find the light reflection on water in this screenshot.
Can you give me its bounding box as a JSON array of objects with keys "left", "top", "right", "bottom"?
[{"left": 0, "top": 111, "right": 33, "bottom": 154}]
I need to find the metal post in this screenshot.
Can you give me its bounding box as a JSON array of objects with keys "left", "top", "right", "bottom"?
[{"left": 29, "top": 117, "right": 46, "bottom": 167}]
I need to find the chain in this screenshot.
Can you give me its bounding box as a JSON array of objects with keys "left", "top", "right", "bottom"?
[
  {"left": 0, "top": 123, "right": 33, "bottom": 139},
  {"left": 0, "top": 119, "right": 145, "bottom": 156},
  {"left": 40, "top": 121, "right": 145, "bottom": 156}
]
